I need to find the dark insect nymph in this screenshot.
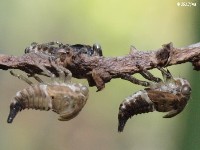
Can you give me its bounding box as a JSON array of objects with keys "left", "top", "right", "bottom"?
[
  {"left": 118, "top": 68, "right": 191, "bottom": 132},
  {"left": 24, "top": 41, "right": 103, "bottom": 57}
]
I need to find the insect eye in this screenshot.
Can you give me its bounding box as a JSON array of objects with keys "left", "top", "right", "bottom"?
[
  {"left": 93, "top": 43, "right": 101, "bottom": 50},
  {"left": 80, "top": 86, "right": 89, "bottom": 96},
  {"left": 181, "top": 84, "right": 191, "bottom": 95},
  {"left": 93, "top": 43, "right": 103, "bottom": 56}
]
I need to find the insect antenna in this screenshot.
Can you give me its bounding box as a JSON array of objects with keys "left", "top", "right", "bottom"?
[{"left": 10, "top": 71, "right": 33, "bottom": 85}]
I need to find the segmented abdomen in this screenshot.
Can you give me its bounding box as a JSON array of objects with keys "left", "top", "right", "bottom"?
[
  {"left": 7, "top": 83, "right": 89, "bottom": 123},
  {"left": 118, "top": 90, "right": 154, "bottom": 132},
  {"left": 13, "top": 84, "right": 51, "bottom": 111}
]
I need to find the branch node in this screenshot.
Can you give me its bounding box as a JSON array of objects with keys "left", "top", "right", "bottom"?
[{"left": 156, "top": 42, "right": 173, "bottom": 66}]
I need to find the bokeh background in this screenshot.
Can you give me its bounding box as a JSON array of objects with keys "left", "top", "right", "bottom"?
[{"left": 0, "top": 0, "right": 199, "bottom": 150}]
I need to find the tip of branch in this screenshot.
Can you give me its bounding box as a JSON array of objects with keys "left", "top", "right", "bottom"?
[
  {"left": 129, "top": 45, "right": 138, "bottom": 55},
  {"left": 156, "top": 42, "right": 174, "bottom": 66},
  {"left": 162, "top": 42, "right": 173, "bottom": 50}
]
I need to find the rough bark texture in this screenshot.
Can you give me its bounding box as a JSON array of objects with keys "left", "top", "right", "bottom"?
[{"left": 0, "top": 42, "right": 199, "bottom": 91}]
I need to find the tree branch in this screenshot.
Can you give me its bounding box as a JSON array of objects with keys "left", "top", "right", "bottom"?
[{"left": 0, "top": 42, "right": 199, "bottom": 91}]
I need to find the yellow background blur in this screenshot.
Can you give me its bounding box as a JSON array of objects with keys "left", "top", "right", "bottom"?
[{"left": 0, "top": 1, "right": 199, "bottom": 150}]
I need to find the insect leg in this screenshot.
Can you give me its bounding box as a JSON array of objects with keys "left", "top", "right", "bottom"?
[
  {"left": 10, "top": 71, "right": 33, "bottom": 85},
  {"left": 163, "top": 109, "right": 183, "bottom": 118},
  {"left": 120, "top": 74, "right": 150, "bottom": 87},
  {"left": 32, "top": 75, "right": 44, "bottom": 83},
  {"left": 157, "top": 67, "right": 173, "bottom": 81},
  {"left": 36, "top": 60, "right": 55, "bottom": 78},
  {"left": 49, "top": 58, "right": 72, "bottom": 83},
  {"left": 140, "top": 70, "right": 162, "bottom": 83}
]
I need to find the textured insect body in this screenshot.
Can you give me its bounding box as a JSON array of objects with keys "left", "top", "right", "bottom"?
[
  {"left": 25, "top": 42, "right": 103, "bottom": 57},
  {"left": 7, "top": 63, "right": 89, "bottom": 123},
  {"left": 24, "top": 42, "right": 63, "bottom": 56},
  {"left": 118, "top": 68, "right": 191, "bottom": 132},
  {"left": 70, "top": 43, "right": 103, "bottom": 56},
  {"left": 47, "top": 83, "right": 89, "bottom": 121},
  {"left": 11, "top": 84, "right": 51, "bottom": 111}
]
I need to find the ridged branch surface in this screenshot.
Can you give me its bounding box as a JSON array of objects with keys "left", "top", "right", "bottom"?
[{"left": 0, "top": 42, "right": 199, "bottom": 91}]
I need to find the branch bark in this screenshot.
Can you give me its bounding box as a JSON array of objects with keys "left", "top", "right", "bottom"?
[{"left": 0, "top": 42, "right": 199, "bottom": 91}]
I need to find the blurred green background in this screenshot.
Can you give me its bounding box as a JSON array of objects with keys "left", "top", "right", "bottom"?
[{"left": 0, "top": 0, "right": 199, "bottom": 150}]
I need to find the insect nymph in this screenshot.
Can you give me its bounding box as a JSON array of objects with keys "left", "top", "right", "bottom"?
[
  {"left": 7, "top": 62, "right": 89, "bottom": 123},
  {"left": 118, "top": 68, "right": 191, "bottom": 132},
  {"left": 24, "top": 42, "right": 103, "bottom": 57}
]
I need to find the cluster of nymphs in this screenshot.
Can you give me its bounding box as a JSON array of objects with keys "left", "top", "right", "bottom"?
[
  {"left": 7, "top": 41, "right": 102, "bottom": 123},
  {"left": 7, "top": 41, "right": 192, "bottom": 134},
  {"left": 118, "top": 68, "right": 191, "bottom": 132}
]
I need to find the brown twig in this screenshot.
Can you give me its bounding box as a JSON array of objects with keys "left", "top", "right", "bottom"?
[{"left": 0, "top": 42, "right": 199, "bottom": 91}]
